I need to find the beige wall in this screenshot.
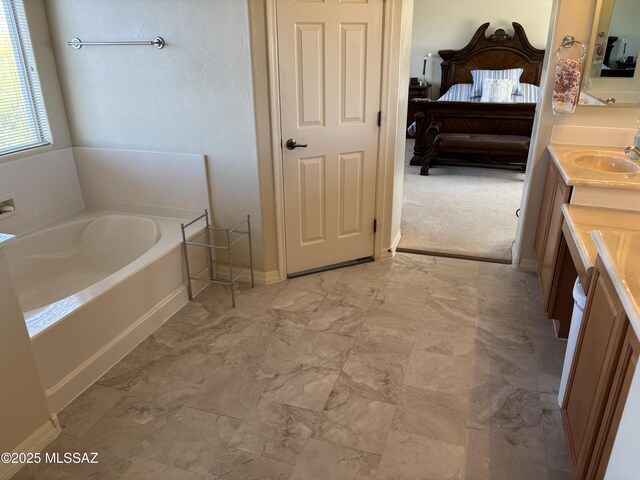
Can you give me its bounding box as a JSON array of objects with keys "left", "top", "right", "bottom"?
[
  {"left": 0, "top": 247, "right": 52, "bottom": 456},
  {"left": 514, "top": 0, "right": 640, "bottom": 268},
  {"left": 43, "top": 0, "right": 275, "bottom": 276},
  {"left": 390, "top": 1, "right": 416, "bottom": 247},
  {"left": 247, "top": 0, "right": 280, "bottom": 275},
  {"left": 410, "top": 0, "right": 554, "bottom": 95},
  {"left": 1, "top": 0, "right": 71, "bottom": 165}
]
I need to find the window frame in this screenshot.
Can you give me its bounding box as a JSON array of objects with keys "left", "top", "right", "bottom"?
[{"left": 0, "top": 0, "right": 51, "bottom": 157}]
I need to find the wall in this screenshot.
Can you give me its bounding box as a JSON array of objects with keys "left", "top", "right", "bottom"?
[
  {"left": 247, "top": 0, "right": 280, "bottom": 277},
  {"left": 410, "top": 0, "right": 554, "bottom": 95},
  {"left": 43, "top": 0, "right": 275, "bottom": 278},
  {"left": 514, "top": 0, "right": 640, "bottom": 270},
  {"left": 389, "top": 1, "right": 416, "bottom": 249},
  {"left": 1, "top": 0, "right": 71, "bottom": 165}
]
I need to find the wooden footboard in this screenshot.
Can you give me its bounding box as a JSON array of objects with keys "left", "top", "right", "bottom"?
[{"left": 410, "top": 100, "right": 536, "bottom": 175}]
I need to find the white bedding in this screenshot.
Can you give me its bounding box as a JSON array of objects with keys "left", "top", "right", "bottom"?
[{"left": 438, "top": 83, "right": 540, "bottom": 103}]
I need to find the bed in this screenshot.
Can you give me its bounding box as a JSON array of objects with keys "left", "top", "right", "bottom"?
[{"left": 410, "top": 22, "right": 545, "bottom": 175}]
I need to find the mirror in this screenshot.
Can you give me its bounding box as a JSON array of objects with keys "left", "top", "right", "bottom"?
[{"left": 582, "top": 0, "right": 640, "bottom": 106}]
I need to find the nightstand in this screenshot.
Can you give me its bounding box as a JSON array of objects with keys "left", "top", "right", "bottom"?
[{"left": 407, "top": 83, "right": 432, "bottom": 136}]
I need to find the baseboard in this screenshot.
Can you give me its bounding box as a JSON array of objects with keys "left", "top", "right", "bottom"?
[
  {"left": 511, "top": 243, "right": 536, "bottom": 271},
  {"left": 390, "top": 230, "right": 402, "bottom": 253},
  {"left": 212, "top": 267, "right": 282, "bottom": 285},
  {"left": 262, "top": 270, "right": 284, "bottom": 284},
  {"left": 0, "top": 415, "right": 60, "bottom": 480},
  {"left": 44, "top": 284, "right": 201, "bottom": 413},
  {"left": 377, "top": 231, "right": 402, "bottom": 259},
  {"left": 516, "top": 256, "right": 537, "bottom": 272}
]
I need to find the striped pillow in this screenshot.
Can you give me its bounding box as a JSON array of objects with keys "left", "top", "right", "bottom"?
[{"left": 471, "top": 68, "right": 524, "bottom": 97}]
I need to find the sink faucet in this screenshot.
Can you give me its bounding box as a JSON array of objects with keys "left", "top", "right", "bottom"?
[{"left": 624, "top": 146, "right": 640, "bottom": 160}]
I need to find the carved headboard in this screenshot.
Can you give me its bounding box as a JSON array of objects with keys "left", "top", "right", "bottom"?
[{"left": 438, "top": 22, "right": 546, "bottom": 96}]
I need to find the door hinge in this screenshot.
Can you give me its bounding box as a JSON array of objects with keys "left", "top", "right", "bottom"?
[
  {"left": 373, "top": 219, "right": 377, "bottom": 233},
  {"left": 377, "top": 111, "right": 382, "bottom": 127}
]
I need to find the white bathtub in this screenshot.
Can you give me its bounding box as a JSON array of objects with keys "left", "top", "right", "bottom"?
[{"left": 5, "top": 210, "right": 204, "bottom": 412}]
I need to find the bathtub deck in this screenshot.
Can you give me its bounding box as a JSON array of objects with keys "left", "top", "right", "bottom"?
[{"left": 15, "top": 253, "right": 570, "bottom": 480}]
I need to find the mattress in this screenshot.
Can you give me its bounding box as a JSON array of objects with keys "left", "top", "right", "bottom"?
[{"left": 438, "top": 83, "right": 539, "bottom": 103}]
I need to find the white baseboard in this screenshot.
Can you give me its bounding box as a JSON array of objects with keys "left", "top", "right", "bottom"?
[
  {"left": 390, "top": 230, "right": 402, "bottom": 252},
  {"left": 512, "top": 243, "right": 536, "bottom": 271},
  {"left": 262, "top": 270, "right": 284, "bottom": 284},
  {"left": 376, "top": 231, "right": 402, "bottom": 259},
  {"left": 517, "top": 257, "right": 537, "bottom": 272},
  {"left": 44, "top": 284, "right": 201, "bottom": 413},
  {"left": 212, "top": 267, "right": 282, "bottom": 285},
  {"left": 0, "top": 415, "right": 60, "bottom": 480}
]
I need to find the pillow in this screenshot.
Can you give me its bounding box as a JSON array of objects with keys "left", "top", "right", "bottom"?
[
  {"left": 480, "top": 78, "right": 515, "bottom": 103},
  {"left": 471, "top": 68, "right": 524, "bottom": 97}
]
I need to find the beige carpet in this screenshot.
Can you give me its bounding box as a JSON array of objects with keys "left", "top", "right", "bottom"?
[{"left": 399, "top": 140, "right": 524, "bottom": 262}]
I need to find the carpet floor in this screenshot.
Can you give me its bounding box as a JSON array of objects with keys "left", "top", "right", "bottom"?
[{"left": 399, "top": 140, "right": 525, "bottom": 262}]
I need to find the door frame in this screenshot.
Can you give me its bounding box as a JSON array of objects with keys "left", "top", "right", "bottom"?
[{"left": 265, "top": 0, "right": 413, "bottom": 280}]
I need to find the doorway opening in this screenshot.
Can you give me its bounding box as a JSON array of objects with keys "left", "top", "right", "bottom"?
[{"left": 398, "top": 2, "right": 554, "bottom": 264}]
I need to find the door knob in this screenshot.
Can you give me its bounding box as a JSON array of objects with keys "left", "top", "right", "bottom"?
[{"left": 286, "top": 139, "right": 308, "bottom": 150}]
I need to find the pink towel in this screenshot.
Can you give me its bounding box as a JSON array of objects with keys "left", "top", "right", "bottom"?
[{"left": 553, "top": 57, "right": 583, "bottom": 115}]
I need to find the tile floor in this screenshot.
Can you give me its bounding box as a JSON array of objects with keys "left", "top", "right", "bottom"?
[{"left": 15, "top": 253, "right": 570, "bottom": 480}]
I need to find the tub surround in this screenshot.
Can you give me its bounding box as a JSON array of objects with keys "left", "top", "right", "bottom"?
[
  {"left": 0, "top": 145, "right": 211, "bottom": 414},
  {"left": 73, "top": 147, "right": 208, "bottom": 219},
  {"left": 5, "top": 210, "right": 207, "bottom": 413},
  {"left": 7, "top": 210, "right": 189, "bottom": 337},
  {"left": 0, "top": 234, "right": 58, "bottom": 480},
  {"left": 0, "top": 148, "right": 84, "bottom": 236}
]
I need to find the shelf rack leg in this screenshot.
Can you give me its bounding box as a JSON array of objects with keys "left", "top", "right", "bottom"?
[
  {"left": 247, "top": 214, "right": 255, "bottom": 288},
  {"left": 226, "top": 228, "right": 236, "bottom": 307},
  {"left": 204, "top": 209, "right": 215, "bottom": 281},
  {"left": 181, "top": 222, "right": 193, "bottom": 300}
]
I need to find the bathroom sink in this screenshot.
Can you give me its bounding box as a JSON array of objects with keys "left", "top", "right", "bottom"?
[{"left": 569, "top": 152, "right": 640, "bottom": 173}]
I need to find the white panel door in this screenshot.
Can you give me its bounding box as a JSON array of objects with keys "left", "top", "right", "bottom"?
[{"left": 277, "top": 0, "right": 383, "bottom": 275}]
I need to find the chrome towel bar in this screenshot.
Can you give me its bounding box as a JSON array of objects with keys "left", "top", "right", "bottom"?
[{"left": 67, "top": 36, "right": 165, "bottom": 50}]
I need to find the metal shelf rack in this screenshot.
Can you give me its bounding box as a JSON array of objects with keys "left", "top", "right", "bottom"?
[{"left": 181, "top": 210, "right": 254, "bottom": 307}]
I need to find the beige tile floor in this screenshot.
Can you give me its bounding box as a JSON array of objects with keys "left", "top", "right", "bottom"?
[{"left": 15, "top": 253, "right": 570, "bottom": 480}]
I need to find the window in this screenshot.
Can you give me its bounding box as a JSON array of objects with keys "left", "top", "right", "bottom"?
[{"left": 0, "top": 0, "right": 50, "bottom": 156}]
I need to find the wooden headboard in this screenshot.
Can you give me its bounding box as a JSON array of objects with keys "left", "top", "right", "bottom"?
[{"left": 438, "top": 22, "right": 545, "bottom": 96}]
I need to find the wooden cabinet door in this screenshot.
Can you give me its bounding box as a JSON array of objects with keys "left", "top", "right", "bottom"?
[
  {"left": 533, "top": 163, "right": 557, "bottom": 268},
  {"left": 535, "top": 162, "right": 570, "bottom": 311},
  {"left": 589, "top": 324, "right": 639, "bottom": 479},
  {"left": 562, "top": 257, "right": 628, "bottom": 479}
]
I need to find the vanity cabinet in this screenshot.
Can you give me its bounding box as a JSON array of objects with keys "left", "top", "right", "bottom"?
[
  {"left": 534, "top": 161, "right": 573, "bottom": 335},
  {"left": 590, "top": 325, "right": 639, "bottom": 479},
  {"left": 562, "top": 256, "right": 633, "bottom": 479}
]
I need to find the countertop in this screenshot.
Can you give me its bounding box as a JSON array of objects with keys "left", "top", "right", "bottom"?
[
  {"left": 562, "top": 205, "right": 640, "bottom": 273},
  {"left": 548, "top": 144, "right": 640, "bottom": 190},
  {"left": 562, "top": 205, "right": 640, "bottom": 335},
  {"left": 591, "top": 229, "right": 640, "bottom": 337}
]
